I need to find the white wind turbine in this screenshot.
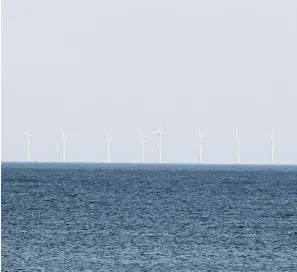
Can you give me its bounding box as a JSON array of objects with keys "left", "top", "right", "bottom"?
[
  {"left": 268, "top": 130, "right": 276, "bottom": 164},
  {"left": 152, "top": 117, "right": 164, "bottom": 163},
  {"left": 104, "top": 131, "right": 112, "bottom": 163},
  {"left": 196, "top": 129, "right": 204, "bottom": 164},
  {"left": 60, "top": 129, "right": 67, "bottom": 162},
  {"left": 24, "top": 125, "right": 32, "bottom": 161}
]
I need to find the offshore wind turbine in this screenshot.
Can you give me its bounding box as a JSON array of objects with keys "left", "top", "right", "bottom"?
[
  {"left": 196, "top": 130, "right": 204, "bottom": 164},
  {"left": 152, "top": 117, "right": 164, "bottom": 163},
  {"left": 60, "top": 129, "right": 67, "bottom": 162},
  {"left": 139, "top": 129, "right": 147, "bottom": 163},
  {"left": 268, "top": 130, "right": 276, "bottom": 164},
  {"left": 104, "top": 131, "right": 112, "bottom": 163},
  {"left": 24, "top": 126, "right": 32, "bottom": 161}
]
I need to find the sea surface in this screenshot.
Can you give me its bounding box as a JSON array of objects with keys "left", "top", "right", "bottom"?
[{"left": 2, "top": 163, "right": 297, "bottom": 271}]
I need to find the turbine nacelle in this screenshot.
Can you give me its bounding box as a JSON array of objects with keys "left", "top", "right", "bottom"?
[
  {"left": 268, "top": 130, "right": 276, "bottom": 139},
  {"left": 61, "top": 129, "right": 67, "bottom": 139},
  {"left": 140, "top": 136, "right": 147, "bottom": 144},
  {"left": 196, "top": 129, "right": 204, "bottom": 144},
  {"left": 104, "top": 138, "right": 112, "bottom": 146},
  {"left": 104, "top": 131, "right": 112, "bottom": 146},
  {"left": 25, "top": 124, "right": 32, "bottom": 137},
  {"left": 140, "top": 129, "right": 148, "bottom": 143},
  {"left": 232, "top": 125, "right": 242, "bottom": 143},
  {"left": 152, "top": 116, "right": 164, "bottom": 135},
  {"left": 152, "top": 130, "right": 164, "bottom": 135}
]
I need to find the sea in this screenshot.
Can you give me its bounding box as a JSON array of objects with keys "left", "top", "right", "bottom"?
[{"left": 2, "top": 162, "right": 297, "bottom": 271}]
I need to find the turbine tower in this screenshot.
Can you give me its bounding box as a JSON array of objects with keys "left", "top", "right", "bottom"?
[
  {"left": 140, "top": 129, "right": 147, "bottom": 163},
  {"left": 196, "top": 130, "right": 204, "bottom": 164},
  {"left": 235, "top": 125, "right": 240, "bottom": 164},
  {"left": 104, "top": 131, "right": 112, "bottom": 163},
  {"left": 24, "top": 126, "right": 32, "bottom": 161},
  {"left": 60, "top": 129, "right": 67, "bottom": 162},
  {"left": 268, "top": 130, "right": 276, "bottom": 164},
  {"left": 152, "top": 117, "right": 164, "bottom": 163}
]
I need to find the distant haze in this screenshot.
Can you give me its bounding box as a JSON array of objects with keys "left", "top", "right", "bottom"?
[{"left": 2, "top": 0, "right": 297, "bottom": 164}]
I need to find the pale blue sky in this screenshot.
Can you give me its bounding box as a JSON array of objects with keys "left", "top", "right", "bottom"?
[{"left": 2, "top": 0, "right": 297, "bottom": 164}]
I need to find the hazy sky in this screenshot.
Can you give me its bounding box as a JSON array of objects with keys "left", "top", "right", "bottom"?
[{"left": 2, "top": 0, "right": 297, "bottom": 164}]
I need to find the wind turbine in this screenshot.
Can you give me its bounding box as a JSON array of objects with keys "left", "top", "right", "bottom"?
[
  {"left": 60, "top": 129, "right": 67, "bottom": 162},
  {"left": 24, "top": 126, "right": 32, "bottom": 161},
  {"left": 139, "top": 129, "right": 147, "bottom": 163},
  {"left": 196, "top": 130, "right": 204, "bottom": 164},
  {"left": 104, "top": 131, "right": 112, "bottom": 163},
  {"left": 235, "top": 124, "right": 240, "bottom": 164},
  {"left": 152, "top": 117, "right": 164, "bottom": 163},
  {"left": 268, "top": 130, "right": 276, "bottom": 164}
]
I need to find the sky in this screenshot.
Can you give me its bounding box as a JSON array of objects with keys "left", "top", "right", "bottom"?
[{"left": 2, "top": 0, "right": 297, "bottom": 164}]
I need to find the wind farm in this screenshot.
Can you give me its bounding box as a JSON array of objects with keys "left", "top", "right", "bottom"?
[
  {"left": 16, "top": 120, "right": 292, "bottom": 165},
  {"left": 2, "top": 1, "right": 297, "bottom": 271}
]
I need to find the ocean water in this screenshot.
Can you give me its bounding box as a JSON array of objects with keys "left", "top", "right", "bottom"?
[{"left": 2, "top": 163, "right": 297, "bottom": 271}]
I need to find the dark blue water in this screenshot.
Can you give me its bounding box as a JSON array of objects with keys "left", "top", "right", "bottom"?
[{"left": 2, "top": 163, "right": 297, "bottom": 271}]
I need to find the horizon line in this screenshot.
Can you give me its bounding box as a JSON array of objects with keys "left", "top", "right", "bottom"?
[{"left": 1, "top": 161, "right": 297, "bottom": 167}]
